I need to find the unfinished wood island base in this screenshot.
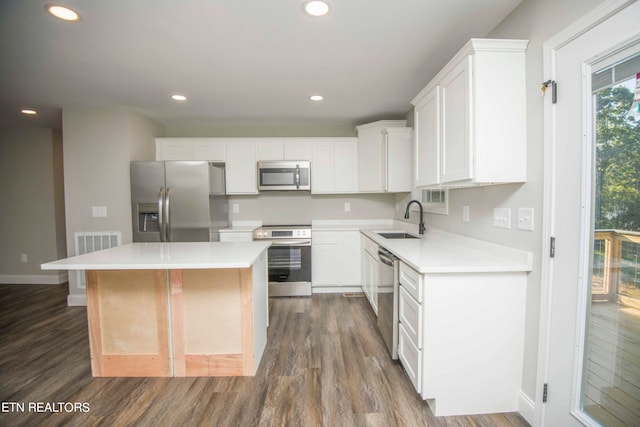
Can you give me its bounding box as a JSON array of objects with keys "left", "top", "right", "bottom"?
[{"left": 41, "top": 242, "right": 270, "bottom": 378}]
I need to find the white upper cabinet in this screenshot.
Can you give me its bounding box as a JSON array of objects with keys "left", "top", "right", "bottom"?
[
  {"left": 413, "top": 86, "right": 440, "bottom": 187},
  {"left": 225, "top": 141, "right": 258, "bottom": 194},
  {"left": 311, "top": 138, "right": 358, "bottom": 194},
  {"left": 411, "top": 39, "right": 529, "bottom": 188},
  {"left": 156, "top": 137, "right": 352, "bottom": 194},
  {"left": 284, "top": 140, "right": 313, "bottom": 161},
  {"left": 254, "top": 139, "right": 313, "bottom": 161},
  {"left": 155, "top": 138, "right": 194, "bottom": 160},
  {"left": 440, "top": 56, "right": 472, "bottom": 183},
  {"left": 382, "top": 127, "right": 413, "bottom": 192},
  {"left": 156, "top": 138, "right": 225, "bottom": 161},
  {"left": 356, "top": 120, "right": 410, "bottom": 193},
  {"left": 256, "top": 140, "right": 284, "bottom": 160},
  {"left": 193, "top": 139, "right": 225, "bottom": 162}
]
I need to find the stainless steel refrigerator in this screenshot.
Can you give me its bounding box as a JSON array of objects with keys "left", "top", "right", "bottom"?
[{"left": 131, "top": 161, "right": 228, "bottom": 242}]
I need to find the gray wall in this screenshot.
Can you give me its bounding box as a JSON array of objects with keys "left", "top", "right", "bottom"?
[
  {"left": 229, "top": 193, "right": 396, "bottom": 224},
  {"left": 62, "top": 107, "right": 165, "bottom": 304},
  {"left": 0, "top": 128, "right": 67, "bottom": 284},
  {"left": 165, "top": 121, "right": 357, "bottom": 138},
  {"left": 397, "top": 0, "right": 605, "bottom": 406}
]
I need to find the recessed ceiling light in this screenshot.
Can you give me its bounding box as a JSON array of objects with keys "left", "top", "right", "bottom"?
[
  {"left": 171, "top": 94, "right": 187, "bottom": 101},
  {"left": 309, "top": 95, "right": 324, "bottom": 101},
  {"left": 21, "top": 109, "right": 38, "bottom": 115},
  {"left": 46, "top": 4, "right": 80, "bottom": 21},
  {"left": 303, "top": 1, "right": 330, "bottom": 17}
]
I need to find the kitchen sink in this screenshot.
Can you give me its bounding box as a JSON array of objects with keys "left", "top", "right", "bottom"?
[{"left": 376, "top": 232, "right": 419, "bottom": 239}]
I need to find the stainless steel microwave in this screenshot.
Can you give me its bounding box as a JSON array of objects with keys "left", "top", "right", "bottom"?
[{"left": 257, "top": 160, "right": 311, "bottom": 191}]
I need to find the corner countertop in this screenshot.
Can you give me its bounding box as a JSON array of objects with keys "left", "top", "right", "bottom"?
[
  {"left": 219, "top": 220, "right": 262, "bottom": 233},
  {"left": 40, "top": 241, "right": 271, "bottom": 271},
  {"left": 361, "top": 229, "right": 533, "bottom": 274}
]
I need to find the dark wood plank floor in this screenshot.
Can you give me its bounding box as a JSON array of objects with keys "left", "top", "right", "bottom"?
[{"left": 0, "top": 283, "right": 530, "bottom": 426}]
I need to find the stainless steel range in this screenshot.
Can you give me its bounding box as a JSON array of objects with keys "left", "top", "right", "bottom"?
[{"left": 253, "top": 225, "right": 312, "bottom": 297}]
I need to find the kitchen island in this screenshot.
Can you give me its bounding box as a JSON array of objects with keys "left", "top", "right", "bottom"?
[{"left": 41, "top": 241, "right": 270, "bottom": 378}]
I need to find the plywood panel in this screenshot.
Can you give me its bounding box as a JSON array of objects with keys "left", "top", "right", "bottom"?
[
  {"left": 170, "top": 269, "right": 186, "bottom": 377},
  {"left": 98, "top": 270, "right": 165, "bottom": 354},
  {"left": 240, "top": 268, "right": 255, "bottom": 375},
  {"left": 185, "top": 354, "right": 243, "bottom": 376},
  {"left": 86, "top": 270, "right": 171, "bottom": 377},
  {"left": 182, "top": 269, "right": 243, "bottom": 354}
]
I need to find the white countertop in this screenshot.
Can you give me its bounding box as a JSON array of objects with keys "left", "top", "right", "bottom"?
[
  {"left": 361, "top": 229, "right": 532, "bottom": 274},
  {"left": 219, "top": 226, "right": 259, "bottom": 233},
  {"left": 41, "top": 241, "right": 271, "bottom": 271},
  {"left": 220, "top": 220, "right": 261, "bottom": 233}
]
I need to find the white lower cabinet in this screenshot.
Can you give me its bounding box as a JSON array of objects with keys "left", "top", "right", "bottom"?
[
  {"left": 397, "top": 261, "right": 527, "bottom": 417},
  {"left": 361, "top": 234, "right": 379, "bottom": 313},
  {"left": 398, "top": 286, "right": 422, "bottom": 348},
  {"left": 312, "top": 230, "right": 361, "bottom": 291},
  {"left": 398, "top": 323, "right": 422, "bottom": 393},
  {"left": 398, "top": 272, "right": 423, "bottom": 395}
]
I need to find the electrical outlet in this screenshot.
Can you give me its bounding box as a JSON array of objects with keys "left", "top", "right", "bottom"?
[
  {"left": 463, "top": 205, "right": 470, "bottom": 222},
  {"left": 20, "top": 253, "right": 27, "bottom": 263},
  {"left": 344, "top": 202, "right": 351, "bottom": 212},
  {"left": 517, "top": 208, "right": 534, "bottom": 231},
  {"left": 232, "top": 203, "right": 239, "bottom": 213},
  {"left": 493, "top": 208, "right": 511, "bottom": 229}
]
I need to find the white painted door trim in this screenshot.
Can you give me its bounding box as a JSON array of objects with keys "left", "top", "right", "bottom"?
[{"left": 537, "top": 1, "right": 638, "bottom": 426}]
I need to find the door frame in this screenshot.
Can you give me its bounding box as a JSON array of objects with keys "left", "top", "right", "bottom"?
[{"left": 537, "top": 0, "right": 637, "bottom": 426}]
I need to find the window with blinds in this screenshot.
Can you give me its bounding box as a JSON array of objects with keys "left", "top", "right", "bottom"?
[{"left": 592, "top": 53, "right": 640, "bottom": 93}]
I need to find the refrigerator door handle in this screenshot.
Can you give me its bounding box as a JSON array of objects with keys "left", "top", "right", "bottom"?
[
  {"left": 158, "top": 188, "right": 165, "bottom": 242},
  {"left": 165, "top": 187, "right": 171, "bottom": 242}
]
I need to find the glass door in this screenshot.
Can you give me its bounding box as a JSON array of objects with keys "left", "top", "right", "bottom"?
[{"left": 581, "top": 52, "right": 640, "bottom": 427}]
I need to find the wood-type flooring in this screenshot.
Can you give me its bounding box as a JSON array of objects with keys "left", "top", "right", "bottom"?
[{"left": 0, "top": 283, "right": 530, "bottom": 426}]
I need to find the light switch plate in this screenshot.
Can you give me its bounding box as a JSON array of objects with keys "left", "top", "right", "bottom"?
[
  {"left": 92, "top": 206, "right": 107, "bottom": 217},
  {"left": 344, "top": 202, "right": 351, "bottom": 212},
  {"left": 493, "top": 208, "right": 511, "bottom": 229},
  {"left": 463, "top": 205, "right": 470, "bottom": 222},
  {"left": 517, "top": 208, "right": 534, "bottom": 231},
  {"left": 232, "top": 203, "right": 239, "bottom": 213}
]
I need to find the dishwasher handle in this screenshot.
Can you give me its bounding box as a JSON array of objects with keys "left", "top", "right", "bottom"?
[{"left": 378, "top": 248, "right": 397, "bottom": 266}]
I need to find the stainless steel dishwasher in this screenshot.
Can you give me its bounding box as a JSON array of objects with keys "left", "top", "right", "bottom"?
[{"left": 377, "top": 246, "right": 399, "bottom": 359}]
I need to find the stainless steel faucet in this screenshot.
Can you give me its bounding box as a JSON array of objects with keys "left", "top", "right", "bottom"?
[{"left": 404, "top": 199, "right": 425, "bottom": 234}]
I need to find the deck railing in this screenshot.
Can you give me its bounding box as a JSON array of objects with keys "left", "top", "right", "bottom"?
[{"left": 593, "top": 229, "right": 640, "bottom": 309}]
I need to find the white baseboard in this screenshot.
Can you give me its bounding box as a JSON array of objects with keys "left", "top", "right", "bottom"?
[
  {"left": 67, "top": 293, "right": 87, "bottom": 306},
  {"left": 519, "top": 390, "right": 535, "bottom": 426},
  {"left": 312, "top": 286, "right": 364, "bottom": 294},
  {"left": 0, "top": 272, "right": 68, "bottom": 285}
]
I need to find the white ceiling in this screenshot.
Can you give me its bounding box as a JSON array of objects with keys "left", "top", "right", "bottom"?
[{"left": 0, "top": 0, "right": 523, "bottom": 131}]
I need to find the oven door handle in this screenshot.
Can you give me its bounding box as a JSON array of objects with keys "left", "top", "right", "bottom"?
[{"left": 269, "top": 240, "right": 311, "bottom": 246}]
